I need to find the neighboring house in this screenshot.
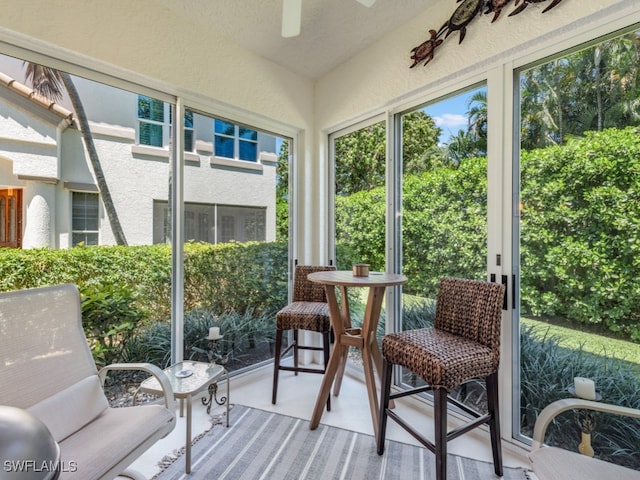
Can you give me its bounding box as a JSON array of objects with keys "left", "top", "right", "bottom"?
[{"left": 0, "top": 71, "right": 278, "bottom": 249}]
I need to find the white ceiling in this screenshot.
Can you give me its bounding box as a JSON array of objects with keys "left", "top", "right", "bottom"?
[{"left": 157, "top": 0, "right": 437, "bottom": 79}]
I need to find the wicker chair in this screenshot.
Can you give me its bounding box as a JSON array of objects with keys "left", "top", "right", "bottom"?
[
  {"left": 377, "top": 277, "right": 505, "bottom": 480},
  {"left": 272, "top": 265, "right": 336, "bottom": 407}
]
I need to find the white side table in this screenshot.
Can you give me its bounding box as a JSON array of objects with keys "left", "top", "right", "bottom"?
[{"left": 139, "top": 361, "right": 230, "bottom": 473}]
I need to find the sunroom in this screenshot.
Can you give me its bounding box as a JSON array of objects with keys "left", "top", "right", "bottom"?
[{"left": 1, "top": 0, "right": 639, "bottom": 479}]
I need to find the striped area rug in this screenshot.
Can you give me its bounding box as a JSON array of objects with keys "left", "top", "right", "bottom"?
[{"left": 153, "top": 405, "right": 528, "bottom": 480}]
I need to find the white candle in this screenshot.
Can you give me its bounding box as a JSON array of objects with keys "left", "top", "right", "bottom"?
[
  {"left": 209, "top": 327, "right": 220, "bottom": 339},
  {"left": 574, "top": 377, "right": 596, "bottom": 400}
]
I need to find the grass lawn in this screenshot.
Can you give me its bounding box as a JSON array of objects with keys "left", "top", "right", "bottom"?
[{"left": 521, "top": 316, "right": 640, "bottom": 366}]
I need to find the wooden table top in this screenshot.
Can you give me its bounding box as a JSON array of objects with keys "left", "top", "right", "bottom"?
[{"left": 307, "top": 270, "right": 407, "bottom": 287}]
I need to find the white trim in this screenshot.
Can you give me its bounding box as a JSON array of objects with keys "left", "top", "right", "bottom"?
[
  {"left": 0, "top": 28, "right": 303, "bottom": 145},
  {"left": 63, "top": 181, "right": 98, "bottom": 192},
  {"left": 195, "top": 139, "right": 213, "bottom": 154},
  {"left": 131, "top": 144, "right": 170, "bottom": 159},
  {"left": 16, "top": 175, "right": 57, "bottom": 184},
  {"left": 89, "top": 122, "right": 135, "bottom": 141},
  {"left": 259, "top": 151, "right": 278, "bottom": 165},
  {"left": 210, "top": 156, "right": 264, "bottom": 172}
]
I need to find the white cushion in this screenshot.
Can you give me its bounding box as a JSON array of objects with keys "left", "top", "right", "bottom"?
[
  {"left": 27, "top": 375, "right": 108, "bottom": 442},
  {"left": 58, "top": 404, "right": 174, "bottom": 480},
  {"left": 529, "top": 446, "right": 640, "bottom": 480}
]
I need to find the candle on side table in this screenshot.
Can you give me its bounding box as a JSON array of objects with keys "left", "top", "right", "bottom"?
[{"left": 574, "top": 377, "right": 596, "bottom": 400}]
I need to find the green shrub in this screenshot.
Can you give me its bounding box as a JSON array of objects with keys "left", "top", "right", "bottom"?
[
  {"left": 335, "top": 126, "right": 640, "bottom": 341},
  {"left": 183, "top": 241, "right": 288, "bottom": 316},
  {"left": 520, "top": 127, "right": 640, "bottom": 339},
  {"left": 81, "top": 283, "right": 146, "bottom": 368},
  {"left": 0, "top": 241, "right": 289, "bottom": 366},
  {"left": 336, "top": 156, "right": 487, "bottom": 301}
]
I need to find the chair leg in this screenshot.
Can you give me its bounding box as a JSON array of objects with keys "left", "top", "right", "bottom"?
[
  {"left": 323, "top": 331, "right": 331, "bottom": 412},
  {"left": 434, "top": 387, "right": 448, "bottom": 480},
  {"left": 486, "top": 372, "right": 503, "bottom": 476},
  {"left": 376, "top": 359, "right": 392, "bottom": 455},
  {"left": 293, "top": 329, "right": 299, "bottom": 375},
  {"left": 272, "top": 329, "right": 283, "bottom": 404}
]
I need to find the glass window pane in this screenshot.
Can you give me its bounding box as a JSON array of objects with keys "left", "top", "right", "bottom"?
[
  {"left": 184, "top": 129, "right": 194, "bottom": 152},
  {"left": 239, "top": 140, "right": 257, "bottom": 161},
  {"left": 334, "top": 119, "right": 386, "bottom": 372},
  {"left": 184, "top": 110, "right": 193, "bottom": 128},
  {"left": 138, "top": 95, "right": 164, "bottom": 122},
  {"left": 214, "top": 119, "right": 234, "bottom": 136},
  {"left": 140, "top": 122, "right": 163, "bottom": 147},
  {"left": 239, "top": 127, "right": 257, "bottom": 141},
  {"left": 398, "top": 86, "right": 488, "bottom": 412},
  {"left": 72, "top": 192, "right": 99, "bottom": 246},
  {"left": 215, "top": 136, "right": 234, "bottom": 158}
]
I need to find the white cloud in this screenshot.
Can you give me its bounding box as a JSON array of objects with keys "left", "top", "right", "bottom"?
[{"left": 433, "top": 113, "right": 467, "bottom": 128}]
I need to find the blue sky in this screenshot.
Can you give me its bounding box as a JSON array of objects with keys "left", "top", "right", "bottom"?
[{"left": 422, "top": 86, "right": 485, "bottom": 145}]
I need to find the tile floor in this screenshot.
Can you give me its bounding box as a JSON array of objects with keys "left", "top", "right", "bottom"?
[{"left": 126, "top": 363, "right": 533, "bottom": 479}]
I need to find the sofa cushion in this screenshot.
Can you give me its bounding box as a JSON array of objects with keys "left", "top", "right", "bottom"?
[
  {"left": 58, "top": 404, "right": 174, "bottom": 480},
  {"left": 27, "top": 375, "right": 109, "bottom": 443},
  {"left": 529, "top": 446, "right": 640, "bottom": 480}
]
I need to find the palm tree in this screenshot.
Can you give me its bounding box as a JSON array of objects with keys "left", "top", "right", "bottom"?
[
  {"left": 466, "top": 90, "right": 488, "bottom": 155},
  {"left": 446, "top": 129, "right": 476, "bottom": 165},
  {"left": 23, "top": 63, "right": 127, "bottom": 245}
]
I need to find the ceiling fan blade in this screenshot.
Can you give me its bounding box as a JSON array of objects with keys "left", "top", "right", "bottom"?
[
  {"left": 282, "top": 0, "right": 302, "bottom": 38},
  {"left": 355, "top": 0, "right": 376, "bottom": 6}
]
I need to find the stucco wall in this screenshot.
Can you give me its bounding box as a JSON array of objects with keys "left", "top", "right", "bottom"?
[{"left": 315, "top": 0, "right": 638, "bottom": 131}]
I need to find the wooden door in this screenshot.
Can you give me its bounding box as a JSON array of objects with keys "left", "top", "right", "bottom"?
[{"left": 0, "top": 189, "right": 22, "bottom": 248}]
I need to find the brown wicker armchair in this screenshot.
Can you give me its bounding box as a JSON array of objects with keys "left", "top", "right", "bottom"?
[
  {"left": 377, "top": 277, "right": 505, "bottom": 480},
  {"left": 272, "top": 265, "right": 336, "bottom": 407}
]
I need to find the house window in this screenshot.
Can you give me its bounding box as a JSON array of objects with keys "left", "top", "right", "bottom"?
[
  {"left": 219, "top": 215, "right": 235, "bottom": 243},
  {"left": 137, "top": 95, "right": 194, "bottom": 151},
  {"left": 152, "top": 201, "right": 266, "bottom": 244},
  {"left": 244, "top": 210, "right": 266, "bottom": 241},
  {"left": 72, "top": 192, "right": 99, "bottom": 246},
  {"left": 214, "top": 119, "right": 258, "bottom": 162},
  {"left": 184, "top": 110, "right": 194, "bottom": 152},
  {"left": 138, "top": 95, "right": 165, "bottom": 147}
]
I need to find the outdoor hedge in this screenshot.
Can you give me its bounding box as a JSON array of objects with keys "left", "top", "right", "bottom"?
[
  {"left": 0, "top": 240, "right": 289, "bottom": 322},
  {"left": 336, "top": 126, "right": 640, "bottom": 340}
]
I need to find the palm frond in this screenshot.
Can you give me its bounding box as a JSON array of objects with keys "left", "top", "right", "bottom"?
[{"left": 23, "top": 62, "right": 64, "bottom": 102}]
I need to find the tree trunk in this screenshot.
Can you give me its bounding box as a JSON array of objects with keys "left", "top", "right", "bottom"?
[
  {"left": 60, "top": 73, "right": 128, "bottom": 246},
  {"left": 594, "top": 46, "right": 604, "bottom": 131}
]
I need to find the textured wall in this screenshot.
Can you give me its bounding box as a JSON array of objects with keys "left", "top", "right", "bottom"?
[{"left": 315, "top": 0, "right": 638, "bottom": 130}]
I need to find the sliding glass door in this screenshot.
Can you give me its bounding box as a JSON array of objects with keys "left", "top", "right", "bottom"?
[
  {"left": 331, "top": 117, "right": 387, "bottom": 370},
  {"left": 397, "top": 85, "right": 491, "bottom": 412},
  {"left": 514, "top": 27, "right": 640, "bottom": 467}
]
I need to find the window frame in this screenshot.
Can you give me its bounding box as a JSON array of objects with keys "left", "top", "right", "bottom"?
[
  {"left": 137, "top": 95, "right": 194, "bottom": 151},
  {"left": 71, "top": 191, "right": 100, "bottom": 246},
  {"left": 214, "top": 119, "right": 259, "bottom": 162}
]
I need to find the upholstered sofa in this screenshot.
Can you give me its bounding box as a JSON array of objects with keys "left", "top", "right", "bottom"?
[{"left": 0, "top": 283, "right": 176, "bottom": 480}]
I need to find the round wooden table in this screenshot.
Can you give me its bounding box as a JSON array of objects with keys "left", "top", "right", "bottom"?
[{"left": 307, "top": 270, "right": 407, "bottom": 437}]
